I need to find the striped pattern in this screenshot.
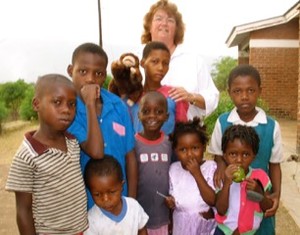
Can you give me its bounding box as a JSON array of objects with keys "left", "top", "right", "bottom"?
[{"left": 6, "top": 132, "right": 88, "bottom": 234}]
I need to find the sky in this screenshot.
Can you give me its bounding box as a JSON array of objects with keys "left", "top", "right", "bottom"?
[{"left": 0, "top": 0, "right": 298, "bottom": 83}]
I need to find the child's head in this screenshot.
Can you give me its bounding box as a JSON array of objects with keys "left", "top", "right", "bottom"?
[
  {"left": 138, "top": 91, "right": 169, "bottom": 134},
  {"left": 170, "top": 117, "right": 208, "bottom": 169},
  {"left": 32, "top": 74, "right": 76, "bottom": 131},
  {"left": 84, "top": 156, "right": 124, "bottom": 215},
  {"left": 67, "top": 42, "right": 108, "bottom": 96},
  {"left": 227, "top": 64, "right": 262, "bottom": 120},
  {"left": 222, "top": 125, "right": 259, "bottom": 173},
  {"left": 141, "top": 41, "right": 170, "bottom": 84}
]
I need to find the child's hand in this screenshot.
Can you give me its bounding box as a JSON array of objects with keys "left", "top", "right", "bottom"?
[
  {"left": 264, "top": 193, "right": 279, "bottom": 217},
  {"left": 81, "top": 84, "right": 101, "bottom": 105},
  {"left": 165, "top": 195, "right": 176, "bottom": 209},
  {"left": 224, "top": 164, "right": 240, "bottom": 184},
  {"left": 186, "top": 158, "right": 201, "bottom": 177},
  {"left": 245, "top": 178, "right": 263, "bottom": 194}
]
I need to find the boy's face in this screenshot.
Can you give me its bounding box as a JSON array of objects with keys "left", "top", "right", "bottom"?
[
  {"left": 175, "top": 133, "right": 205, "bottom": 170},
  {"left": 228, "top": 75, "right": 261, "bottom": 120},
  {"left": 141, "top": 49, "right": 170, "bottom": 84},
  {"left": 33, "top": 83, "right": 76, "bottom": 131},
  {"left": 89, "top": 174, "right": 124, "bottom": 216},
  {"left": 138, "top": 96, "right": 169, "bottom": 133},
  {"left": 223, "top": 138, "right": 255, "bottom": 173},
  {"left": 67, "top": 52, "right": 107, "bottom": 95}
]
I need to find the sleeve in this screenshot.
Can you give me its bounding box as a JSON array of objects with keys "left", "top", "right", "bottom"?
[
  {"left": 137, "top": 201, "right": 149, "bottom": 229},
  {"left": 169, "top": 165, "right": 175, "bottom": 196},
  {"left": 5, "top": 151, "right": 34, "bottom": 193},
  {"left": 204, "top": 161, "right": 217, "bottom": 191},
  {"left": 195, "top": 55, "right": 219, "bottom": 116},
  {"left": 270, "top": 121, "right": 284, "bottom": 163},
  {"left": 207, "top": 118, "right": 223, "bottom": 155},
  {"left": 67, "top": 113, "right": 87, "bottom": 145},
  {"left": 258, "top": 170, "right": 272, "bottom": 192},
  {"left": 84, "top": 209, "right": 99, "bottom": 235},
  {"left": 175, "top": 100, "right": 189, "bottom": 122}
]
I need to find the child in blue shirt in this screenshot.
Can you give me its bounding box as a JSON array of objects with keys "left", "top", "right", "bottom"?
[{"left": 67, "top": 42, "right": 138, "bottom": 210}]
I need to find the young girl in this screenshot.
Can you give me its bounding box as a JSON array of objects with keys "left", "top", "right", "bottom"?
[
  {"left": 130, "top": 41, "right": 188, "bottom": 135},
  {"left": 166, "top": 117, "right": 217, "bottom": 235},
  {"left": 135, "top": 91, "right": 172, "bottom": 235},
  {"left": 214, "top": 125, "right": 273, "bottom": 235}
]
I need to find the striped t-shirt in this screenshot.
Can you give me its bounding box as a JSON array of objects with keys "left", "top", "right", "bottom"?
[{"left": 5, "top": 131, "right": 88, "bottom": 234}]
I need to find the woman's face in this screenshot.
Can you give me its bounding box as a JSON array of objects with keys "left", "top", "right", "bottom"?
[{"left": 150, "top": 9, "right": 176, "bottom": 43}]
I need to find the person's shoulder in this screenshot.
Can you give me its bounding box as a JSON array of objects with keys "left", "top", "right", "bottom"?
[
  {"left": 124, "top": 196, "right": 141, "bottom": 207},
  {"left": 101, "top": 89, "right": 126, "bottom": 105}
]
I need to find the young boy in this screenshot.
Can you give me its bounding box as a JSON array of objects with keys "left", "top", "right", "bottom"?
[
  {"left": 208, "top": 64, "right": 283, "bottom": 235},
  {"left": 214, "top": 125, "right": 273, "bottom": 235},
  {"left": 5, "top": 74, "right": 88, "bottom": 234},
  {"left": 67, "top": 42, "right": 138, "bottom": 210},
  {"left": 135, "top": 91, "right": 172, "bottom": 234},
  {"left": 84, "top": 156, "right": 149, "bottom": 235},
  {"left": 131, "top": 41, "right": 188, "bottom": 135}
]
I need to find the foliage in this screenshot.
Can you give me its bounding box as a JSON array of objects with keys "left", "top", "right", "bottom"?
[
  {"left": 211, "top": 56, "right": 237, "bottom": 91},
  {"left": 0, "top": 101, "right": 8, "bottom": 134},
  {"left": 20, "top": 85, "right": 38, "bottom": 121},
  {"left": 204, "top": 92, "right": 270, "bottom": 136},
  {"left": 0, "top": 79, "right": 30, "bottom": 120},
  {"left": 103, "top": 74, "right": 112, "bottom": 90}
]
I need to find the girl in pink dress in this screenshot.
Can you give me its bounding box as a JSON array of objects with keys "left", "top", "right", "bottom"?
[{"left": 165, "top": 117, "right": 217, "bottom": 235}]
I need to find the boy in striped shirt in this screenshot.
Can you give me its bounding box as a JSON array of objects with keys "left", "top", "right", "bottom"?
[{"left": 6, "top": 74, "right": 88, "bottom": 235}]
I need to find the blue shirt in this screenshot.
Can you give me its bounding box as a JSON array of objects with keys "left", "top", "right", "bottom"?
[{"left": 68, "top": 88, "right": 135, "bottom": 209}]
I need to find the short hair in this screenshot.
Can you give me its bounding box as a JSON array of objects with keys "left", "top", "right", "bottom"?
[
  {"left": 169, "top": 117, "right": 208, "bottom": 149},
  {"left": 142, "top": 41, "right": 170, "bottom": 60},
  {"left": 221, "top": 125, "right": 260, "bottom": 155},
  {"left": 141, "top": 0, "right": 185, "bottom": 45},
  {"left": 35, "top": 74, "right": 73, "bottom": 98},
  {"left": 139, "top": 91, "right": 168, "bottom": 111},
  {"left": 84, "top": 156, "right": 123, "bottom": 190},
  {"left": 71, "top": 42, "right": 108, "bottom": 66},
  {"left": 228, "top": 64, "right": 261, "bottom": 88}
]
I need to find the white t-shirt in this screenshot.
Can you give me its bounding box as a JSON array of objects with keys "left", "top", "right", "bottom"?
[{"left": 84, "top": 197, "right": 149, "bottom": 235}]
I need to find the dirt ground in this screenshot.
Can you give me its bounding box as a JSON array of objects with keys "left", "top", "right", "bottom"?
[{"left": 1, "top": 123, "right": 300, "bottom": 234}]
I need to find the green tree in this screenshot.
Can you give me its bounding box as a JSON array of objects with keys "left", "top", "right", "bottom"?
[
  {"left": 211, "top": 56, "right": 237, "bottom": 91},
  {"left": 0, "top": 101, "right": 8, "bottom": 134},
  {"left": 0, "top": 79, "right": 30, "bottom": 120},
  {"left": 20, "top": 84, "right": 38, "bottom": 121}
]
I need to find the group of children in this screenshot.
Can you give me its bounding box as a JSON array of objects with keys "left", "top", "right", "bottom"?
[{"left": 5, "top": 41, "right": 282, "bottom": 235}]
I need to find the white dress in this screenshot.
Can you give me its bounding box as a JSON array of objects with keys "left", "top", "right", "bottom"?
[{"left": 169, "top": 160, "right": 217, "bottom": 235}]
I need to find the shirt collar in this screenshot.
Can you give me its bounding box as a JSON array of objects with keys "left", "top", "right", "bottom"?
[{"left": 228, "top": 107, "right": 267, "bottom": 126}]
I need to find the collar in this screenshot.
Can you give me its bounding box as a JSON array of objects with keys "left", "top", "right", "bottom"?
[
  {"left": 24, "top": 131, "right": 74, "bottom": 155},
  {"left": 228, "top": 107, "right": 267, "bottom": 126}
]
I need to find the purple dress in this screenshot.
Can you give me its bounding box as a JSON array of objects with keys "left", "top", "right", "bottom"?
[{"left": 169, "top": 160, "right": 217, "bottom": 235}]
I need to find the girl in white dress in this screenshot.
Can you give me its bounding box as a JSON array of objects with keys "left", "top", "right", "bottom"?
[{"left": 165, "top": 117, "right": 217, "bottom": 235}]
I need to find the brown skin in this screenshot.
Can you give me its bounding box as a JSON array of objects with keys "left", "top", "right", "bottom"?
[
  {"left": 67, "top": 52, "right": 105, "bottom": 159},
  {"left": 216, "top": 139, "right": 273, "bottom": 216},
  {"left": 165, "top": 133, "right": 215, "bottom": 218},
  {"left": 68, "top": 52, "right": 138, "bottom": 198},
  {"left": 16, "top": 79, "right": 77, "bottom": 235},
  {"left": 214, "top": 75, "right": 281, "bottom": 216}
]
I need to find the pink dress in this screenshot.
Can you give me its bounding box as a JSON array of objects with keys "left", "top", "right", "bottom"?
[{"left": 169, "top": 160, "right": 217, "bottom": 235}]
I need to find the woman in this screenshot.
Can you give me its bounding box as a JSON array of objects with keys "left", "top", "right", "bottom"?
[{"left": 141, "top": 0, "right": 219, "bottom": 119}]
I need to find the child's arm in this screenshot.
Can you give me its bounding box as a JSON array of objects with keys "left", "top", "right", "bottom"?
[
  {"left": 213, "top": 155, "right": 226, "bottom": 189},
  {"left": 186, "top": 158, "right": 215, "bottom": 206},
  {"left": 245, "top": 178, "right": 273, "bottom": 212},
  {"left": 265, "top": 163, "right": 281, "bottom": 217},
  {"left": 138, "top": 226, "right": 148, "bottom": 235},
  {"left": 15, "top": 191, "right": 35, "bottom": 235},
  {"left": 215, "top": 164, "right": 236, "bottom": 215},
  {"left": 126, "top": 149, "right": 138, "bottom": 198},
  {"left": 80, "top": 84, "right": 104, "bottom": 159}
]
